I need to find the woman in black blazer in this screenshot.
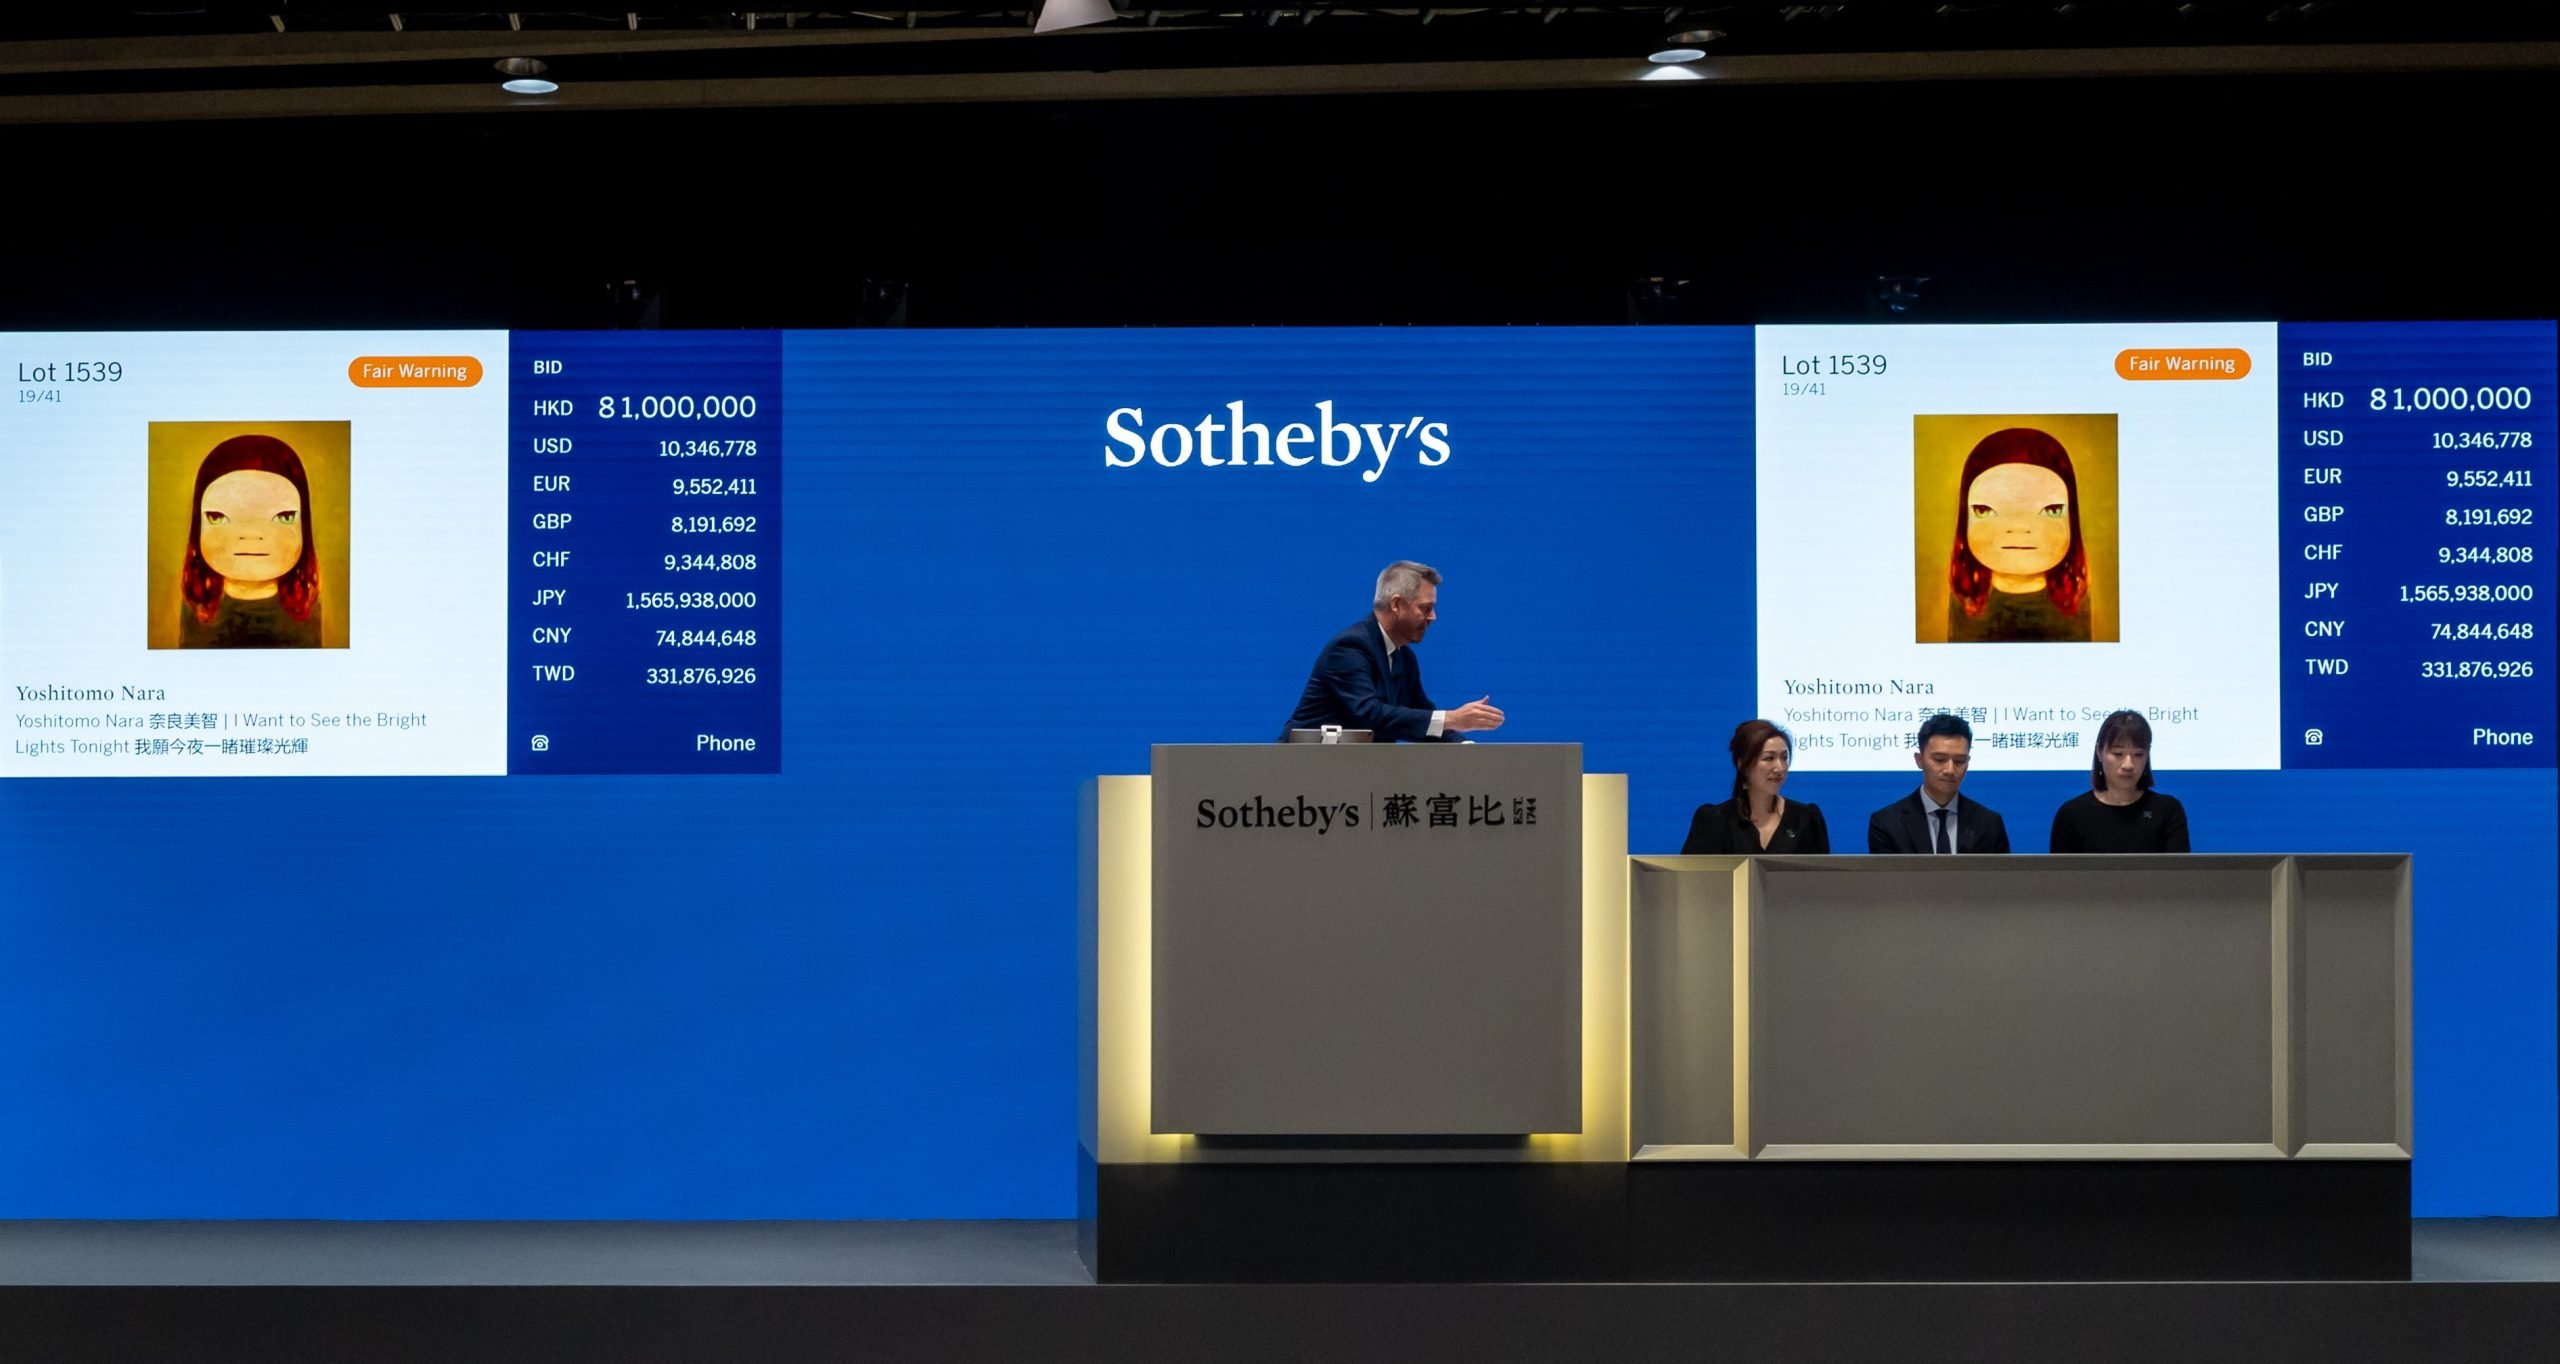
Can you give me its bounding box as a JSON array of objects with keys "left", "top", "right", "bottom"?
[
  {"left": 2050, "top": 708, "right": 2191, "bottom": 853},
  {"left": 1683, "top": 718, "right": 1831, "bottom": 854}
]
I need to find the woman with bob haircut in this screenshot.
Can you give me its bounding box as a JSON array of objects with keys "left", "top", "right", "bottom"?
[
  {"left": 2049, "top": 709, "right": 2191, "bottom": 853},
  {"left": 1683, "top": 718, "right": 1830, "bottom": 855},
  {"left": 178, "top": 434, "right": 324, "bottom": 649},
  {"left": 1946, "top": 427, "right": 2092, "bottom": 643}
]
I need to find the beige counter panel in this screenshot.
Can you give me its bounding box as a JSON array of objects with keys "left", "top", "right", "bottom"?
[
  {"left": 2294, "top": 855, "right": 2415, "bottom": 1156},
  {"left": 1630, "top": 855, "right": 2411, "bottom": 1162}
]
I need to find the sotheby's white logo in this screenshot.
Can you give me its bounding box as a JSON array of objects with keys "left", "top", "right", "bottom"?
[{"left": 1104, "top": 401, "right": 1452, "bottom": 484}]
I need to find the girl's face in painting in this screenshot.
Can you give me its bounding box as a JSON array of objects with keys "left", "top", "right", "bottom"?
[
  {"left": 1963, "top": 462, "right": 2071, "bottom": 582},
  {"left": 199, "top": 470, "right": 305, "bottom": 585}
]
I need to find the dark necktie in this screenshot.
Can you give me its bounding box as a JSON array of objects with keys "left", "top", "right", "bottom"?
[{"left": 1931, "top": 807, "right": 1951, "bottom": 855}]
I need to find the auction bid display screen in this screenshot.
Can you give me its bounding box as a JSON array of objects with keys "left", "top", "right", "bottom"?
[{"left": 2, "top": 324, "right": 2552, "bottom": 1218}]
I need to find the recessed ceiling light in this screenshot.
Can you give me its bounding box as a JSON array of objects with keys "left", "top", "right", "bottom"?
[
  {"left": 495, "top": 56, "right": 556, "bottom": 93},
  {"left": 1650, "top": 27, "right": 1724, "bottom": 63}
]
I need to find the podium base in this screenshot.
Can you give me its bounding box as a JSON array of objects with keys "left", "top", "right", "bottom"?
[{"left": 1080, "top": 1154, "right": 2409, "bottom": 1283}]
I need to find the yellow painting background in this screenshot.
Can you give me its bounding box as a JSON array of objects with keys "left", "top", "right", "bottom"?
[
  {"left": 147, "top": 420, "right": 352, "bottom": 649},
  {"left": 1912, "top": 413, "right": 2119, "bottom": 644}
]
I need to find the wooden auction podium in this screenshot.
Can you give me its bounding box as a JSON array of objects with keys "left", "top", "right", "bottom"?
[{"left": 1080, "top": 745, "right": 2410, "bottom": 1283}]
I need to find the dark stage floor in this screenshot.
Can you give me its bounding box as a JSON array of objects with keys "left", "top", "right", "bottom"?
[
  {"left": 3, "top": 1217, "right": 2555, "bottom": 1286},
  {"left": 4, "top": 1219, "right": 2556, "bottom": 1364}
]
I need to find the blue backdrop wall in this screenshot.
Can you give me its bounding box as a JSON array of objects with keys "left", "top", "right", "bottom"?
[{"left": 0, "top": 328, "right": 2548, "bottom": 1216}]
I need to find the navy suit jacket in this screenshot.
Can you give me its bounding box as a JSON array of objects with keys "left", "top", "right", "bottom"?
[
  {"left": 1280, "top": 618, "right": 1457, "bottom": 743},
  {"left": 1866, "top": 790, "right": 2011, "bottom": 855}
]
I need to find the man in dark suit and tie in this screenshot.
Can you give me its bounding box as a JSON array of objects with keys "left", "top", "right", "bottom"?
[
  {"left": 1281, "top": 560, "right": 1505, "bottom": 742},
  {"left": 1868, "top": 712, "right": 2010, "bottom": 854}
]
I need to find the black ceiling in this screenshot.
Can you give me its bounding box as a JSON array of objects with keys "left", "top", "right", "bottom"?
[{"left": 5, "top": 3, "right": 2559, "bottom": 85}]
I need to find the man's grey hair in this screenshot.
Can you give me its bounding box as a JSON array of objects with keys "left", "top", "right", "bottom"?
[{"left": 1373, "top": 560, "right": 1442, "bottom": 609}]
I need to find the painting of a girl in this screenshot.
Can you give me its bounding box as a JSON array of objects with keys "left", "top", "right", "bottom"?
[
  {"left": 178, "top": 434, "right": 324, "bottom": 649},
  {"left": 1944, "top": 427, "right": 2092, "bottom": 644}
]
